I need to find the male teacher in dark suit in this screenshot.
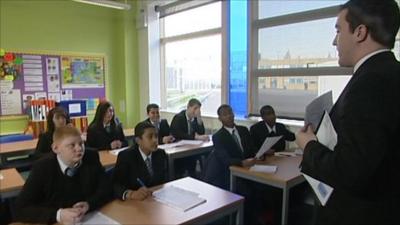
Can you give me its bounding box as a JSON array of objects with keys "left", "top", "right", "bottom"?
[
  {"left": 170, "top": 98, "right": 209, "bottom": 177},
  {"left": 296, "top": 0, "right": 400, "bottom": 224},
  {"left": 250, "top": 105, "right": 295, "bottom": 152},
  {"left": 143, "top": 103, "right": 174, "bottom": 144}
]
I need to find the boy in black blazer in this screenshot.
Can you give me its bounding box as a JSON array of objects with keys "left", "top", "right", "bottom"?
[
  {"left": 170, "top": 98, "right": 209, "bottom": 177},
  {"left": 204, "top": 104, "right": 257, "bottom": 190},
  {"left": 112, "top": 122, "right": 168, "bottom": 201},
  {"left": 14, "top": 126, "right": 112, "bottom": 224},
  {"left": 143, "top": 103, "right": 174, "bottom": 144},
  {"left": 250, "top": 105, "right": 295, "bottom": 152}
]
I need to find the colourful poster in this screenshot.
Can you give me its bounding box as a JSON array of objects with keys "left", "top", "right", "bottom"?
[{"left": 61, "top": 56, "right": 105, "bottom": 88}]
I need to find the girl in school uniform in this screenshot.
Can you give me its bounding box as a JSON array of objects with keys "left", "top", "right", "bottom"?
[
  {"left": 86, "top": 101, "right": 127, "bottom": 150},
  {"left": 34, "top": 106, "right": 70, "bottom": 159}
]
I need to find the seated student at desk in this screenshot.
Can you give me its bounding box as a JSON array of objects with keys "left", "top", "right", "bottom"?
[
  {"left": 112, "top": 122, "right": 168, "bottom": 201},
  {"left": 143, "top": 103, "right": 174, "bottom": 144},
  {"left": 170, "top": 98, "right": 209, "bottom": 178},
  {"left": 204, "top": 104, "right": 256, "bottom": 190},
  {"left": 34, "top": 107, "right": 70, "bottom": 159},
  {"left": 14, "top": 126, "right": 112, "bottom": 224},
  {"left": 86, "top": 101, "right": 127, "bottom": 150},
  {"left": 250, "top": 105, "right": 295, "bottom": 152}
]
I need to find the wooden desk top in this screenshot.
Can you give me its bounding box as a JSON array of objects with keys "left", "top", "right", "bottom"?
[
  {"left": 230, "top": 155, "right": 303, "bottom": 188},
  {"left": 100, "top": 177, "right": 244, "bottom": 224},
  {"left": 123, "top": 128, "right": 134, "bottom": 138},
  {"left": 0, "top": 168, "right": 25, "bottom": 194},
  {"left": 0, "top": 139, "right": 38, "bottom": 154},
  {"left": 98, "top": 151, "right": 118, "bottom": 167},
  {"left": 162, "top": 140, "right": 213, "bottom": 155}
]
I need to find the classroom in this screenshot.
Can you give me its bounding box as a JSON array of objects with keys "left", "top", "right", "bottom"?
[{"left": 1, "top": 0, "right": 399, "bottom": 225}]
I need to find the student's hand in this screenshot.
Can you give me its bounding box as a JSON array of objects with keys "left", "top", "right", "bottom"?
[
  {"left": 128, "top": 187, "right": 152, "bottom": 201},
  {"left": 73, "top": 201, "right": 89, "bottom": 218},
  {"left": 195, "top": 133, "right": 209, "bottom": 142},
  {"left": 162, "top": 135, "right": 175, "bottom": 144},
  {"left": 60, "top": 208, "right": 81, "bottom": 225},
  {"left": 111, "top": 140, "right": 122, "bottom": 149},
  {"left": 241, "top": 158, "right": 256, "bottom": 167},
  {"left": 295, "top": 125, "right": 317, "bottom": 150}
]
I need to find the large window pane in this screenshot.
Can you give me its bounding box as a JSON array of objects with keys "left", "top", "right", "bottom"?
[
  {"left": 164, "top": 35, "right": 221, "bottom": 115},
  {"left": 256, "top": 75, "right": 350, "bottom": 118},
  {"left": 258, "top": 18, "right": 339, "bottom": 69},
  {"left": 163, "top": 2, "right": 221, "bottom": 38},
  {"left": 258, "top": 0, "right": 345, "bottom": 19}
]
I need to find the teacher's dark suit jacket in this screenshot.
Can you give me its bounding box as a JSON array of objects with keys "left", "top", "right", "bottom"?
[
  {"left": 204, "top": 125, "right": 256, "bottom": 190},
  {"left": 86, "top": 123, "right": 127, "bottom": 150},
  {"left": 14, "top": 150, "right": 112, "bottom": 224},
  {"left": 301, "top": 51, "right": 400, "bottom": 225},
  {"left": 112, "top": 146, "right": 168, "bottom": 200},
  {"left": 143, "top": 118, "right": 171, "bottom": 144},
  {"left": 170, "top": 110, "right": 205, "bottom": 140},
  {"left": 250, "top": 121, "right": 295, "bottom": 151}
]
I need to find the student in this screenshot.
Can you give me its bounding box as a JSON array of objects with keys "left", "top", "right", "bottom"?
[
  {"left": 143, "top": 103, "right": 174, "bottom": 144},
  {"left": 296, "top": 0, "right": 400, "bottom": 224},
  {"left": 112, "top": 122, "right": 168, "bottom": 201},
  {"left": 86, "top": 101, "right": 127, "bottom": 150},
  {"left": 250, "top": 105, "right": 295, "bottom": 152},
  {"left": 14, "top": 126, "right": 112, "bottom": 224},
  {"left": 170, "top": 98, "right": 209, "bottom": 177},
  {"left": 34, "top": 106, "right": 70, "bottom": 159},
  {"left": 204, "top": 104, "right": 257, "bottom": 190}
]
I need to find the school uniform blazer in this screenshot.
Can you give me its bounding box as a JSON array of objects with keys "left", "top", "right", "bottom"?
[
  {"left": 33, "top": 131, "right": 53, "bottom": 159},
  {"left": 86, "top": 123, "right": 127, "bottom": 150},
  {"left": 204, "top": 125, "right": 256, "bottom": 190},
  {"left": 250, "top": 121, "right": 295, "bottom": 151},
  {"left": 301, "top": 51, "right": 400, "bottom": 224},
  {"left": 143, "top": 118, "right": 171, "bottom": 144},
  {"left": 14, "top": 150, "right": 112, "bottom": 224},
  {"left": 112, "top": 146, "right": 168, "bottom": 200},
  {"left": 170, "top": 110, "right": 205, "bottom": 140}
]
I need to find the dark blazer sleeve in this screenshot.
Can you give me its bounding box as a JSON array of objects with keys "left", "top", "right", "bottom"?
[
  {"left": 250, "top": 122, "right": 265, "bottom": 150},
  {"left": 83, "top": 150, "right": 112, "bottom": 211},
  {"left": 170, "top": 112, "right": 194, "bottom": 140},
  {"left": 301, "top": 67, "right": 399, "bottom": 193},
  {"left": 238, "top": 126, "right": 257, "bottom": 158},
  {"left": 158, "top": 119, "right": 171, "bottom": 144},
  {"left": 34, "top": 132, "right": 53, "bottom": 158},
  {"left": 86, "top": 124, "right": 127, "bottom": 150},
  {"left": 15, "top": 160, "right": 58, "bottom": 223},
  {"left": 115, "top": 124, "right": 128, "bottom": 147},
  {"left": 193, "top": 118, "right": 205, "bottom": 135},
  {"left": 112, "top": 149, "right": 133, "bottom": 200},
  {"left": 277, "top": 123, "right": 295, "bottom": 141}
]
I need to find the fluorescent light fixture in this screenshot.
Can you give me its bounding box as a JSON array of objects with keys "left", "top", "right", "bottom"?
[{"left": 72, "top": 0, "right": 131, "bottom": 10}]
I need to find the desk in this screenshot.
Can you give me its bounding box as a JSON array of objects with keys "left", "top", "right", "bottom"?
[
  {"left": 161, "top": 141, "right": 213, "bottom": 180},
  {"left": 0, "top": 168, "right": 25, "bottom": 198},
  {"left": 101, "top": 177, "right": 244, "bottom": 225},
  {"left": 123, "top": 128, "right": 134, "bottom": 139},
  {"left": 230, "top": 155, "right": 304, "bottom": 225},
  {"left": 0, "top": 139, "right": 38, "bottom": 154},
  {"left": 98, "top": 151, "right": 117, "bottom": 168}
]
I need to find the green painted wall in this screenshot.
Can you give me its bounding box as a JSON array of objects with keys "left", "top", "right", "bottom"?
[{"left": 0, "top": 0, "right": 139, "bottom": 135}]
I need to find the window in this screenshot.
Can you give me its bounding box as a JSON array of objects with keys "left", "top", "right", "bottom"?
[
  {"left": 251, "top": 0, "right": 351, "bottom": 119},
  {"left": 160, "top": 1, "right": 222, "bottom": 115}
]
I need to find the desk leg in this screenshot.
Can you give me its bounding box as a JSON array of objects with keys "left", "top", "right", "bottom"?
[
  {"left": 281, "top": 187, "right": 289, "bottom": 225},
  {"left": 236, "top": 202, "right": 244, "bottom": 225},
  {"left": 168, "top": 155, "right": 174, "bottom": 181},
  {"left": 230, "top": 172, "right": 237, "bottom": 192}
]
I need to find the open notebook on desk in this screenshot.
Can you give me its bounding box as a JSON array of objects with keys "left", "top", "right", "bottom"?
[
  {"left": 153, "top": 185, "right": 206, "bottom": 212},
  {"left": 159, "top": 140, "right": 203, "bottom": 149},
  {"left": 79, "top": 211, "right": 120, "bottom": 225}
]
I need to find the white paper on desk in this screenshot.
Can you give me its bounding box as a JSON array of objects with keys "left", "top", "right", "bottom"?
[
  {"left": 158, "top": 142, "right": 184, "bottom": 149},
  {"left": 79, "top": 211, "right": 120, "bottom": 225},
  {"left": 274, "top": 152, "right": 296, "bottom": 157},
  {"left": 304, "top": 91, "right": 333, "bottom": 132},
  {"left": 153, "top": 185, "right": 206, "bottom": 212},
  {"left": 250, "top": 165, "right": 277, "bottom": 173},
  {"left": 178, "top": 140, "right": 203, "bottom": 145},
  {"left": 255, "top": 136, "right": 283, "bottom": 159},
  {"left": 303, "top": 111, "right": 337, "bottom": 206},
  {"left": 109, "top": 146, "right": 130, "bottom": 156}
]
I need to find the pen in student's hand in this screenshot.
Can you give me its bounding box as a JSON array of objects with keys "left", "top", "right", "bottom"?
[{"left": 136, "top": 178, "right": 147, "bottom": 188}]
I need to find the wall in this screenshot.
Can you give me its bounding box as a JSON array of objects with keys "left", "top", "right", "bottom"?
[{"left": 0, "top": 0, "right": 140, "bottom": 135}]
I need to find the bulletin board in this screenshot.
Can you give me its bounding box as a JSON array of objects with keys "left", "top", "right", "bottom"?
[{"left": 0, "top": 49, "right": 106, "bottom": 116}]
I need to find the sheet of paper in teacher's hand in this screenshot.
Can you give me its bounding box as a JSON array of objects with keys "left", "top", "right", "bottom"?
[
  {"left": 255, "top": 135, "right": 283, "bottom": 159},
  {"left": 302, "top": 173, "right": 334, "bottom": 206},
  {"left": 304, "top": 91, "right": 333, "bottom": 132}
]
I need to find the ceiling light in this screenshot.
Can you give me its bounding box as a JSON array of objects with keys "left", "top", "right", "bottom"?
[{"left": 72, "top": 0, "right": 131, "bottom": 10}]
